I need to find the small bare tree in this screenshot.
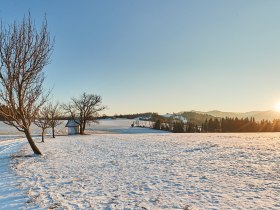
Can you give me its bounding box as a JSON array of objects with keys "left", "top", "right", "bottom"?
[
  {"left": 63, "top": 92, "right": 106, "bottom": 135},
  {"left": 0, "top": 13, "right": 53, "bottom": 155},
  {"left": 34, "top": 106, "right": 51, "bottom": 142},
  {"left": 48, "top": 102, "right": 62, "bottom": 138}
]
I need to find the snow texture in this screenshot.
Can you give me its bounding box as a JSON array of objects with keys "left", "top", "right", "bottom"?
[
  {"left": 14, "top": 133, "right": 280, "bottom": 209},
  {"left": 0, "top": 138, "right": 28, "bottom": 210}
]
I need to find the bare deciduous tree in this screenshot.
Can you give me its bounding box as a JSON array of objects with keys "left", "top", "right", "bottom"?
[
  {"left": 0, "top": 13, "right": 53, "bottom": 155},
  {"left": 48, "top": 102, "right": 62, "bottom": 138},
  {"left": 63, "top": 92, "right": 106, "bottom": 135},
  {"left": 34, "top": 106, "right": 51, "bottom": 142}
]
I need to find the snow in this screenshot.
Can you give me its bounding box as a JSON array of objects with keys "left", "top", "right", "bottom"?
[
  {"left": 87, "top": 118, "right": 169, "bottom": 134},
  {"left": 1, "top": 119, "right": 280, "bottom": 209},
  {"left": 0, "top": 138, "right": 28, "bottom": 210},
  {"left": 13, "top": 133, "right": 280, "bottom": 209}
]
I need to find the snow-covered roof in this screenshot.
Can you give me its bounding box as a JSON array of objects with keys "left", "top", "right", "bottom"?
[{"left": 65, "top": 119, "right": 80, "bottom": 127}]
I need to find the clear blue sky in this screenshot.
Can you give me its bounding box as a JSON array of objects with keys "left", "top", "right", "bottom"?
[{"left": 1, "top": 0, "right": 280, "bottom": 115}]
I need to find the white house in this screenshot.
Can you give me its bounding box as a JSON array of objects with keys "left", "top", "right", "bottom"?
[{"left": 65, "top": 120, "right": 80, "bottom": 135}]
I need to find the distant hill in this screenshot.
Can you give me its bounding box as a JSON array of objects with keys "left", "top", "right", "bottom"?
[
  {"left": 188, "top": 110, "right": 280, "bottom": 121},
  {"left": 180, "top": 111, "right": 217, "bottom": 125},
  {"left": 111, "top": 110, "right": 280, "bottom": 125}
]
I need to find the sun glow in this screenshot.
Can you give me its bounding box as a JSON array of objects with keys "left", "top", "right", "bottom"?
[{"left": 275, "top": 102, "right": 280, "bottom": 112}]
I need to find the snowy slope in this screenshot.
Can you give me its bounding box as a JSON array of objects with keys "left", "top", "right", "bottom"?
[
  {"left": 15, "top": 133, "right": 280, "bottom": 209},
  {"left": 86, "top": 118, "right": 169, "bottom": 134},
  {"left": 0, "top": 118, "right": 167, "bottom": 137},
  {"left": 0, "top": 138, "right": 28, "bottom": 210}
]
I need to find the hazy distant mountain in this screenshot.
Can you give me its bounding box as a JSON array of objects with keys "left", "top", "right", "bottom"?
[
  {"left": 188, "top": 110, "right": 280, "bottom": 121},
  {"left": 251, "top": 110, "right": 280, "bottom": 121}
]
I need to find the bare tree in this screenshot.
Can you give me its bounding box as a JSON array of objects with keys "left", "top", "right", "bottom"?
[
  {"left": 0, "top": 13, "right": 53, "bottom": 155},
  {"left": 34, "top": 106, "right": 51, "bottom": 142},
  {"left": 63, "top": 92, "right": 106, "bottom": 135},
  {"left": 48, "top": 102, "right": 62, "bottom": 138}
]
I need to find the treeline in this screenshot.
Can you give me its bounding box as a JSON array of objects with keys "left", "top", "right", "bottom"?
[
  {"left": 203, "top": 117, "right": 280, "bottom": 132},
  {"left": 152, "top": 119, "right": 201, "bottom": 133},
  {"left": 151, "top": 117, "right": 280, "bottom": 133},
  {"left": 113, "top": 112, "right": 158, "bottom": 120}
]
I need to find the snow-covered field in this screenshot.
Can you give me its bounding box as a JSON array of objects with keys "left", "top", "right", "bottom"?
[
  {"left": 1, "top": 119, "right": 280, "bottom": 209},
  {"left": 87, "top": 118, "right": 167, "bottom": 134},
  {"left": 14, "top": 133, "right": 280, "bottom": 209},
  {"left": 0, "top": 138, "right": 27, "bottom": 209}
]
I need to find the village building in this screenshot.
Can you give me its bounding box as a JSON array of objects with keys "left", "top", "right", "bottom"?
[{"left": 65, "top": 119, "right": 80, "bottom": 135}]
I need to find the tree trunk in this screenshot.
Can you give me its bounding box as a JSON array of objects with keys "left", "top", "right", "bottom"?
[
  {"left": 83, "top": 122, "right": 86, "bottom": 133},
  {"left": 80, "top": 126, "right": 84, "bottom": 135},
  {"left": 24, "top": 129, "right": 42, "bottom": 155},
  {"left": 79, "top": 121, "right": 85, "bottom": 135},
  {"left": 52, "top": 126, "right": 55, "bottom": 138},
  {"left": 41, "top": 129, "right": 45, "bottom": 142}
]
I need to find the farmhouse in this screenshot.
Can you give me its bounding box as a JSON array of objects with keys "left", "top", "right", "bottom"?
[{"left": 65, "top": 119, "right": 80, "bottom": 135}]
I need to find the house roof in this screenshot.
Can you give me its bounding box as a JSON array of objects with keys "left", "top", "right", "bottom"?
[{"left": 65, "top": 119, "right": 80, "bottom": 127}]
